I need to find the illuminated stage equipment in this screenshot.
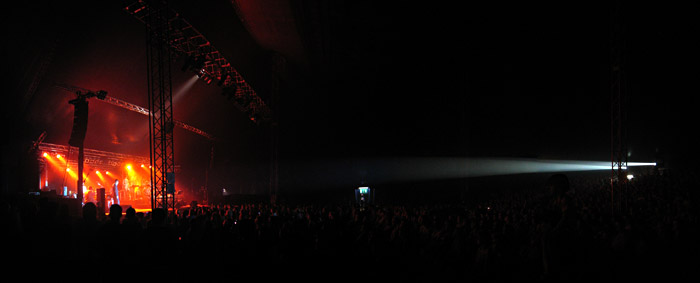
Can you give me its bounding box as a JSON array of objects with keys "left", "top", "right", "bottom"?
[
  {"left": 143, "top": 0, "right": 176, "bottom": 212},
  {"left": 96, "top": 187, "right": 106, "bottom": 216},
  {"left": 37, "top": 142, "right": 150, "bottom": 192},
  {"left": 66, "top": 86, "right": 108, "bottom": 203},
  {"left": 123, "top": 0, "right": 271, "bottom": 124},
  {"left": 122, "top": 0, "right": 281, "bottom": 204},
  {"left": 55, "top": 83, "right": 215, "bottom": 141},
  {"left": 37, "top": 143, "right": 149, "bottom": 169}
]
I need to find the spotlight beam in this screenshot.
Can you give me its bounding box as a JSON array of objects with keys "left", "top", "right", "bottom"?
[{"left": 285, "top": 158, "right": 658, "bottom": 188}]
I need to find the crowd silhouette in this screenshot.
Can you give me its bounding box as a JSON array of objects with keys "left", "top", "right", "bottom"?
[{"left": 2, "top": 169, "right": 699, "bottom": 281}]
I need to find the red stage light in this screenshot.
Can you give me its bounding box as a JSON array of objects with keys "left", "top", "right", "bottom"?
[
  {"left": 96, "top": 170, "right": 100, "bottom": 174},
  {"left": 141, "top": 164, "right": 145, "bottom": 168},
  {"left": 43, "top": 152, "right": 48, "bottom": 157},
  {"left": 56, "top": 154, "right": 61, "bottom": 158}
]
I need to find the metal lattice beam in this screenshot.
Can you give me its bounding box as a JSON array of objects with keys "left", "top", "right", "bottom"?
[
  {"left": 610, "top": 0, "right": 628, "bottom": 215},
  {"left": 123, "top": 0, "right": 271, "bottom": 124},
  {"left": 37, "top": 142, "right": 150, "bottom": 169},
  {"left": 54, "top": 83, "right": 215, "bottom": 141},
  {"left": 146, "top": 0, "right": 175, "bottom": 212}
]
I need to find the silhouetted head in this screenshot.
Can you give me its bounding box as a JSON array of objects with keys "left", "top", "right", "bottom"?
[
  {"left": 126, "top": 207, "right": 136, "bottom": 219},
  {"left": 152, "top": 208, "right": 166, "bottom": 226},
  {"left": 546, "top": 174, "right": 570, "bottom": 197},
  {"left": 83, "top": 202, "right": 97, "bottom": 222},
  {"left": 109, "top": 204, "right": 122, "bottom": 222}
]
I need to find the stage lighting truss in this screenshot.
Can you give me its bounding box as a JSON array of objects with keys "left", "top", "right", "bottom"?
[
  {"left": 37, "top": 142, "right": 149, "bottom": 169},
  {"left": 55, "top": 83, "right": 215, "bottom": 141},
  {"left": 123, "top": 1, "right": 271, "bottom": 124}
]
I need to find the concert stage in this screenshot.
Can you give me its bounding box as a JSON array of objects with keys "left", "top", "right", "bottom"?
[{"left": 35, "top": 142, "right": 172, "bottom": 215}]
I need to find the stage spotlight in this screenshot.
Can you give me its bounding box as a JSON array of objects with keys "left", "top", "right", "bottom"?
[
  {"left": 141, "top": 164, "right": 145, "bottom": 168},
  {"left": 43, "top": 152, "right": 48, "bottom": 158},
  {"left": 627, "top": 174, "right": 634, "bottom": 180},
  {"left": 96, "top": 170, "right": 100, "bottom": 174},
  {"left": 105, "top": 171, "right": 110, "bottom": 175},
  {"left": 56, "top": 154, "right": 61, "bottom": 159},
  {"left": 126, "top": 164, "right": 132, "bottom": 170},
  {"left": 66, "top": 168, "right": 70, "bottom": 172},
  {"left": 203, "top": 75, "right": 213, "bottom": 85}
]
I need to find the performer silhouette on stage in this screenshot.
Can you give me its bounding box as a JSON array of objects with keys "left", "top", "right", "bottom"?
[{"left": 112, "top": 179, "right": 120, "bottom": 205}]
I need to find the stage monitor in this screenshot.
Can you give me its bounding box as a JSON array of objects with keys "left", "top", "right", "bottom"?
[{"left": 96, "top": 188, "right": 106, "bottom": 216}]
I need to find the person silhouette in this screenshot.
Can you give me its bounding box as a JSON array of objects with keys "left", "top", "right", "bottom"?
[{"left": 112, "top": 179, "right": 120, "bottom": 205}]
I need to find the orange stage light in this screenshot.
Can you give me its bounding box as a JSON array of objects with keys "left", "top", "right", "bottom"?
[
  {"left": 126, "top": 164, "right": 132, "bottom": 170},
  {"left": 67, "top": 169, "right": 77, "bottom": 179},
  {"left": 43, "top": 152, "right": 48, "bottom": 157},
  {"left": 56, "top": 154, "right": 61, "bottom": 158}
]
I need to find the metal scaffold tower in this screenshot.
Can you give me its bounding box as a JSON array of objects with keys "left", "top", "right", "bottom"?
[
  {"left": 610, "top": 0, "right": 628, "bottom": 216},
  {"left": 124, "top": 0, "right": 272, "bottom": 124},
  {"left": 145, "top": 0, "right": 176, "bottom": 212},
  {"left": 122, "top": 0, "right": 277, "bottom": 206}
]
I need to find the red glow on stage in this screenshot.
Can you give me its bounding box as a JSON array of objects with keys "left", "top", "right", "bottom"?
[
  {"left": 96, "top": 170, "right": 105, "bottom": 184},
  {"left": 43, "top": 152, "right": 48, "bottom": 157}
]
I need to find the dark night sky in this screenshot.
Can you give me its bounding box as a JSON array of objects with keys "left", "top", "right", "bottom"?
[{"left": 3, "top": 0, "right": 700, "bottom": 193}]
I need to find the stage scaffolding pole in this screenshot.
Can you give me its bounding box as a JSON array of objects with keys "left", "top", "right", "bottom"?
[
  {"left": 610, "top": 0, "right": 628, "bottom": 217},
  {"left": 146, "top": 0, "right": 175, "bottom": 213}
]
